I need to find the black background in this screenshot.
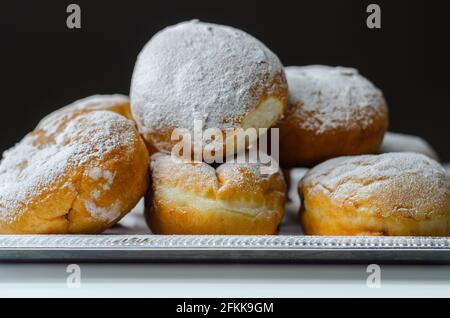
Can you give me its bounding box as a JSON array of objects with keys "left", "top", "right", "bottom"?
[{"left": 1, "top": 0, "right": 449, "bottom": 160}]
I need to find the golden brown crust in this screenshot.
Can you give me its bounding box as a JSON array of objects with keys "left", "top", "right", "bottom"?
[
  {"left": 149, "top": 201, "right": 283, "bottom": 235},
  {"left": 0, "top": 109, "right": 149, "bottom": 234},
  {"left": 146, "top": 153, "right": 285, "bottom": 234},
  {"left": 298, "top": 153, "right": 450, "bottom": 236},
  {"left": 278, "top": 100, "right": 388, "bottom": 167},
  {"left": 300, "top": 192, "right": 450, "bottom": 236}
]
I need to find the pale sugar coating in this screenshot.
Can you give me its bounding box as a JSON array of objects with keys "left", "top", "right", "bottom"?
[
  {"left": 285, "top": 65, "right": 387, "bottom": 133},
  {"left": 0, "top": 111, "right": 136, "bottom": 224},
  {"left": 84, "top": 199, "right": 121, "bottom": 223},
  {"left": 86, "top": 167, "right": 114, "bottom": 186},
  {"left": 216, "top": 162, "right": 279, "bottom": 193},
  {"left": 131, "top": 20, "right": 286, "bottom": 150},
  {"left": 151, "top": 154, "right": 219, "bottom": 192},
  {"left": 300, "top": 153, "right": 450, "bottom": 218}
]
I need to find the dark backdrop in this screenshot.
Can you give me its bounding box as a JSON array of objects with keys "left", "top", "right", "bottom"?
[{"left": 1, "top": 0, "right": 449, "bottom": 160}]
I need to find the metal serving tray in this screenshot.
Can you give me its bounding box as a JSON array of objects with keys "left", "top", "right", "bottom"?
[
  {"left": 1, "top": 169, "right": 449, "bottom": 264},
  {"left": 1, "top": 234, "right": 450, "bottom": 264}
]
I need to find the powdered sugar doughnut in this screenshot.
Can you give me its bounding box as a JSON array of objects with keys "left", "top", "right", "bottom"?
[
  {"left": 0, "top": 110, "right": 149, "bottom": 234},
  {"left": 277, "top": 65, "right": 389, "bottom": 167},
  {"left": 299, "top": 153, "right": 450, "bottom": 236},
  {"left": 147, "top": 153, "right": 286, "bottom": 234},
  {"left": 37, "top": 94, "right": 133, "bottom": 129},
  {"left": 131, "top": 20, "right": 288, "bottom": 154},
  {"left": 380, "top": 132, "right": 439, "bottom": 161}
]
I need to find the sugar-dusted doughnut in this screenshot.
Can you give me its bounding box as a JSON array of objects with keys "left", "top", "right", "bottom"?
[
  {"left": 0, "top": 110, "right": 149, "bottom": 234},
  {"left": 131, "top": 20, "right": 288, "bottom": 155},
  {"left": 299, "top": 153, "right": 450, "bottom": 236},
  {"left": 277, "top": 65, "right": 389, "bottom": 167},
  {"left": 146, "top": 153, "right": 286, "bottom": 234}
]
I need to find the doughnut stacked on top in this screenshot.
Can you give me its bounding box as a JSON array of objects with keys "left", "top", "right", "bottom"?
[
  {"left": 131, "top": 20, "right": 288, "bottom": 155},
  {"left": 131, "top": 20, "right": 289, "bottom": 234}
]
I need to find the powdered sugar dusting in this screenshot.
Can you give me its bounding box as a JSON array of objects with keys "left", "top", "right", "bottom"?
[
  {"left": 84, "top": 199, "right": 121, "bottom": 223},
  {"left": 131, "top": 20, "right": 286, "bottom": 146},
  {"left": 152, "top": 154, "right": 219, "bottom": 190},
  {"left": 91, "top": 189, "right": 101, "bottom": 200},
  {"left": 87, "top": 167, "right": 103, "bottom": 181},
  {"left": 301, "top": 153, "right": 450, "bottom": 217},
  {"left": 0, "top": 111, "right": 136, "bottom": 223},
  {"left": 86, "top": 167, "right": 114, "bottom": 185},
  {"left": 285, "top": 65, "right": 387, "bottom": 133},
  {"left": 216, "top": 162, "right": 275, "bottom": 189}
]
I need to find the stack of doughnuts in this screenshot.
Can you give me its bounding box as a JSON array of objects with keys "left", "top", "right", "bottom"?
[
  {"left": 0, "top": 20, "right": 289, "bottom": 235},
  {"left": 1, "top": 20, "right": 448, "bottom": 236},
  {"left": 274, "top": 65, "right": 449, "bottom": 236},
  {"left": 131, "top": 20, "right": 289, "bottom": 234}
]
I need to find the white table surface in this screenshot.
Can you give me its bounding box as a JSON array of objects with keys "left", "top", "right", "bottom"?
[{"left": 1, "top": 263, "right": 450, "bottom": 298}]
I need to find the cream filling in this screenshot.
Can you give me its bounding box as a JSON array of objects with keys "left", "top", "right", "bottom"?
[
  {"left": 158, "top": 186, "right": 276, "bottom": 217},
  {"left": 223, "top": 97, "right": 284, "bottom": 154},
  {"left": 241, "top": 97, "right": 284, "bottom": 130}
]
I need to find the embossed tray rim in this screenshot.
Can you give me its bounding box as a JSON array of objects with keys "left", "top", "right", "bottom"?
[
  {"left": 1, "top": 235, "right": 450, "bottom": 264},
  {"left": 1, "top": 234, "right": 450, "bottom": 249}
]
